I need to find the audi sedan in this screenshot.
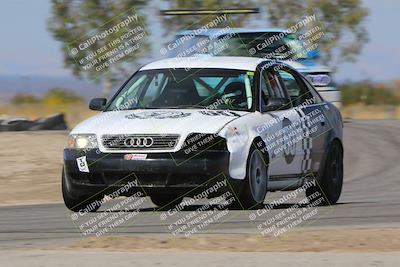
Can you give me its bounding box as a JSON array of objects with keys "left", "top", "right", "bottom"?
[{"left": 62, "top": 56, "right": 343, "bottom": 212}]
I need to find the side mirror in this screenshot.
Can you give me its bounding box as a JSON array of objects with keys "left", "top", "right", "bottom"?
[
  {"left": 263, "top": 98, "right": 290, "bottom": 112},
  {"left": 89, "top": 98, "right": 107, "bottom": 111}
]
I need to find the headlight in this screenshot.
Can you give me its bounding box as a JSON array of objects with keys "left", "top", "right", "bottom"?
[
  {"left": 306, "top": 74, "right": 332, "bottom": 87},
  {"left": 66, "top": 134, "right": 98, "bottom": 149}
]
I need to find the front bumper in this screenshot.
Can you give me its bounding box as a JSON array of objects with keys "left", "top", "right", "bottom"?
[{"left": 63, "top": 148, "right": 231, "bottom": 197}]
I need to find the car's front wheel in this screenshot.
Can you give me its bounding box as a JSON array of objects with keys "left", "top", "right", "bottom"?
[
  {"left": 306, "top": 141, "right": 343, "bottom": 205},
  {"left": 62, "top": 168, "right": 102, "bottom": 212},
  {"left": 239, "top": 148, "right": 268, "bottom": 209}
]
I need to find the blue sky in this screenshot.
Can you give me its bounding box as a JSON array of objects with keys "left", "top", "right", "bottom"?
[{"left": 0, "top": 0, "right": 399, "bottom": 83}]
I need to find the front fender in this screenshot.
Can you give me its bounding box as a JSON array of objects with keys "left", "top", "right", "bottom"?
[{"left": 219, "top": 112, "right": 267, "bottom": 180}]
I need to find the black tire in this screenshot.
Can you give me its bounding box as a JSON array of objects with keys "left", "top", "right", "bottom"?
[
  {"left": 239, "top": 148, "right": 268, "bottom": 209},
  {"left": 150, "top": 195, "right": 183, "bottom": 208},
  {"left": 62, "top": 169, "right": 102, "bottom": 212},
  {"left": 30, "top": 113, "right": 67, "bottom": 130},
  {"left": 3, "top": 120, "right": 35, "bottom": 131},
  {"left": 306, "top": 141, "right": 343, "bottom": 205}
]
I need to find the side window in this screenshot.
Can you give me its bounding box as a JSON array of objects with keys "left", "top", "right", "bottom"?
[
  {"left": 260, "top": 69, "right": 290, "bottom": 111},
  {"left": 265, "top": 71, "right": 284, "bottom": 98},
  {"left": 260, "top": 70, "right": 284, "bottom": 104},
  {"left": 302, "top": 76, "right": 323, "bottom": 104},
  {"left": 278, "top": 70, "right": 313, "bottom": 106},
  {"left": 260, "top": 73, "right": 271, "bottom": 105}
]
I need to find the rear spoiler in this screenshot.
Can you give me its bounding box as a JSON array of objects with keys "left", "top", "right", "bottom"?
[{"left": 160, "top": 8, "right": 259, "bottom": 16}]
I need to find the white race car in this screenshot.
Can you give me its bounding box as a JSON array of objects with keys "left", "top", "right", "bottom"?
[{"left": 62, "top": 56, "right": 343, "bottom": 212}]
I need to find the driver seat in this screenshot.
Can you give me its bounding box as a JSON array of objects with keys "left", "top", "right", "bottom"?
[
  {"left": 223, "top": 82, "right": 247, "bottom": 108},
  {"left": 152, "top": 78, "right": 202, "bottom": 107}
]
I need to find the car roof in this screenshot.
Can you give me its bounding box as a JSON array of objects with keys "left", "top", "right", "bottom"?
[
  {"left": 176, "top": 28, "right": 287, "bottom": 37},
  {"left": 140, "top": 56, "right": 267, "bottom": 71}
]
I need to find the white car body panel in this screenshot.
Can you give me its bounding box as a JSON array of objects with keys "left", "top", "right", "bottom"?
[
  {"left": 71, "top": 57, "right": 339, "bottom": 183},
  {"left": 72, "top": 106, "right": 316, "bottom": 180},
  {"left": 219, "top": 111, "right": 307, "bottom": 180},
  {"left": 72, "top": 109, "right": 249, "bottom": 154}
]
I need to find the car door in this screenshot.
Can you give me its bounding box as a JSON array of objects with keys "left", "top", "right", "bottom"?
[
  {"left": 276, "top": 67, "right": 331, "bottom": 175},
  {"left": 258, "top": 66, "right": 304, "bottom": 177}
]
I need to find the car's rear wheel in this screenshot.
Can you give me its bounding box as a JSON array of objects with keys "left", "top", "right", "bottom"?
[
  {"left": 151, "top": 195, "right": 183, "bottom": 208},
  {"left": 306, "top": 141, "right": 343, "bottom": 205},
  {"left": 239, "top": 148, "right": 267, "bottom": 209},
  {"left": 62, "top": 168, "right": 102, "bottom": 212}
]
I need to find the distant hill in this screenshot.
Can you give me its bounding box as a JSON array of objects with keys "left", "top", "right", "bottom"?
[{"left": 0, "top": 75, "right": 123, "bottom": 104}]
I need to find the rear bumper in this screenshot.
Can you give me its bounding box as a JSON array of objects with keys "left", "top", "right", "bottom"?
[{"left": 63, "top": 148, "right": 233, "bottom": 197}]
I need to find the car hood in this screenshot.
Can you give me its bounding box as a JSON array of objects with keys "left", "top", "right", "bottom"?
[{"left": 71, "top": 109, "right": 249, "bottom": 136}]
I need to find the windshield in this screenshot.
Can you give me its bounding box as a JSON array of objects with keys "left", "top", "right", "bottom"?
[{"left": 106, "top": 69, "right": 254, "bottom": 112}]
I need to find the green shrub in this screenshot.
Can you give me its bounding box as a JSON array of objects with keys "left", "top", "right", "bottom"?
[
  {"left": 11, "top": 93, "right": 40, "bottom": 105},
  {"left": 42, "top": 88, "right": 84, "bottom": 107},
  {"left": 340, "top": 82, "right": 399, "bottom": 106}
]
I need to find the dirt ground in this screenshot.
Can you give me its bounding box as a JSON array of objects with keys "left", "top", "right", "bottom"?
[
  {"left": 55, "top": 228, "right": 400, "bottom": 252},
  {"left": 1, "top": 131, "right": 400, "bottom": 256},
  {"left": 0, "top": 131, "right": 66, "bottom": 205}
]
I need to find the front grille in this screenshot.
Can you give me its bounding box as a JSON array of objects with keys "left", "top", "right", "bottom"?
[{"left": 102, "top": 134, "right": 180, "bottom": 150}]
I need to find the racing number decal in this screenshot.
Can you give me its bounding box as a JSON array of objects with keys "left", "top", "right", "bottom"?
[
  {"left": 76, "top": 156, "right": 90, "bottom": 173},
  {"left": 296, "top": 109, "right": 313, "bottom": 174},
  {"left": 282, "top": 117, "right": 296, "bottom": 164}
]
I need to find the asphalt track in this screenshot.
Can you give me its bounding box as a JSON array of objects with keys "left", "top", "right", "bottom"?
[{"left": 1, "top": 120, "right": 400, "bottom": 249}]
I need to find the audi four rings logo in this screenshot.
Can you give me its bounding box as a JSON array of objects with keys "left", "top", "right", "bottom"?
[{"left": 124, "top": 137, "right": 154, "bottom": 147}]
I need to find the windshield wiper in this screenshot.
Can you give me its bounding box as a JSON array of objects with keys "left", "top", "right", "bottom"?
[
  {"left": 173, "top": 104, "right": 208, "bottom": 109},
  {"left": 143, "top": 105, "right": 208, "bottom": 109}
]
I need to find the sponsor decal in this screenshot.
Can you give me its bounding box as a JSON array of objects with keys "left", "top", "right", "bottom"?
[
  {"left": 124, "top": 153, "right": 147, "bottom": 160},
  {"left": 76, "top": 156, "right": 89, "bottom": 173},
  {"left": 246, "top": 71, "right": 255, "bottom": 76},
  {"left": 125, "top": 111, "right": 191, "bottom": 119}
]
